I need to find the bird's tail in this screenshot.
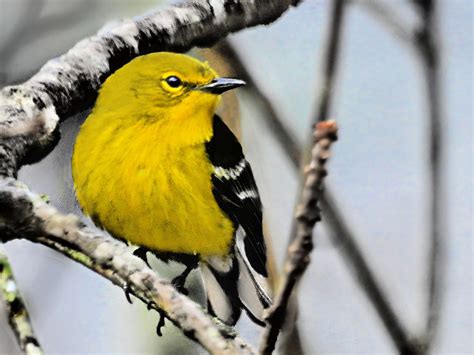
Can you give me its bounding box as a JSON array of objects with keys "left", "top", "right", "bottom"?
[{"left": 201, "top": 244, "right": 272, "bottom": 326}]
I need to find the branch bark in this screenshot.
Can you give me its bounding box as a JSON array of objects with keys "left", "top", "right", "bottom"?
[
  {"left": 259, "top": 121, "right": 338, "bottom": 355},
  {"left": 0, "top": 178, "right": 253, "bottom": 354},
  {"left": 0, "top": 0, "right": 300, "bottom": 178},
  {"left": 0, "top": 247, "right": 43, "bottom": 355},
  {"left": 0, "top": 0, "right": 302, "bottom": 352}
]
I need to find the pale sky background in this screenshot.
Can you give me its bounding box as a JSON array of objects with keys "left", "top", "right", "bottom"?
[{"left": 0, "top": 0, "right": 472, "bottom": 354}]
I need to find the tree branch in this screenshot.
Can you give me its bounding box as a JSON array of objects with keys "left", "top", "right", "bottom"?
[
  {"left": 0, "top": 247, "right": 43, "bottom": 355},
  {"left": 259, "top": 121, "right": 338, "bottom": 355},
  {"left": 216, "top": 2, "right": 421, "bottom": 353},
  {"left": 0, "top": 178, "right": 254, "bottom": 354},
  {"left": 306, "top": 1, "right": 421, "bottom": 352},
  {"left": 0, "top": 1, "right": 303, "bottom": 351},
  {"left": 0, "top": 0, "right": 300, "bottom": 178}
]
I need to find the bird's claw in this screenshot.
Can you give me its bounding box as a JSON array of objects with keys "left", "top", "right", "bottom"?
[
  {"left": 133, "top": 247, "right": 151, "bottom": 268},
  {"left": 171, "top": 275, "right": 189, "bottom": 295},
  {"left": 156, "top": 310, "right": 167, "bottom": 336},
  {"left": 123, "top": 282, "right": 133, "bottom": 304}
]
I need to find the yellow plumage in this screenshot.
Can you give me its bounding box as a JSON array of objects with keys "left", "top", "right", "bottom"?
[
  {"left": 72, "top": 52, "right": 270, "bottom": 326},
  {"left": 72, "top": 53, "right": 234, "bottom": 256}
]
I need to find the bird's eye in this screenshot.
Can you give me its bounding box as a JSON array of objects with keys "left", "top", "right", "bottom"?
[{"left": 165, "top": 76, "right": 182, "bottom": 88}]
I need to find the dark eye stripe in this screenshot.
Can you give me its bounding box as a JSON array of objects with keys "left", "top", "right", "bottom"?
[{"left": 165, "top": 76, "right": 182, "bottom": 88}]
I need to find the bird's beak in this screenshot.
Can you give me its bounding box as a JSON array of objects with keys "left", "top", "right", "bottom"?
[{"left": 198, "top": 78, "right": 246, "bottom": 94}]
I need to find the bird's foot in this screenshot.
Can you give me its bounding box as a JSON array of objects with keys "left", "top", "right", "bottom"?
[
  {"left": 171, "top": 274, "right": 189, "bottom": 295},
  {"left": 133, "top": 247, "right": 151, "bottom": 268},
  {"left": 122, "top": 282, "right": 133, "bottom": 304},
  {"left": 145, "top": 301, "right": 167, "bottom": 336},
  {"left": 156, "top": 310, "right": 167, "bottom": 336}
]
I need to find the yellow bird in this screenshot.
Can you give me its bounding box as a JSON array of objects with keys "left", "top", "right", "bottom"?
[{"left": 72, "top": 52, "right": 270, "bottom": 326}]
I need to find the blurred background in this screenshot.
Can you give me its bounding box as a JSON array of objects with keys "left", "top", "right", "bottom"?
[{"left": 0, "top": 0, "right": 471, "bottom": 354}]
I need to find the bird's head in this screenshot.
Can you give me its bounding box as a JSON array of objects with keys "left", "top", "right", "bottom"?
[{"left": 95, "top": 52, "right": 245, "bottom": 121}]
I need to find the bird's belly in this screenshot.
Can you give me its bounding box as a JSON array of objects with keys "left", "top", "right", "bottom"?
[{"left": 76, "top": 144, "right": 235, "bottom": 257}]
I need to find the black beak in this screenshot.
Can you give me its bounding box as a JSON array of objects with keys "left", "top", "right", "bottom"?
[{"left": 198, "top": 78, "right": 246, "bottom": 94}]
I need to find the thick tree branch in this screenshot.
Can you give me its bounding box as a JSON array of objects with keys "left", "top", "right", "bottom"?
[
  {"left": 259, "top": 121, "right": 338, "bottom": 355},
  {"left": 0, "top": 0, "right": 300, "bottom": 178},
  {"left": 0, "top": 248, "right": 43, "bottom": 355},
  {"left": 0, "top": 178, "right": 253, "bottom": 354}
]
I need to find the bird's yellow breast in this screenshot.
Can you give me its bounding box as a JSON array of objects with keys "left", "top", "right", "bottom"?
[{"left": 72, "top": 111, "right": 235, "bottom": 257}]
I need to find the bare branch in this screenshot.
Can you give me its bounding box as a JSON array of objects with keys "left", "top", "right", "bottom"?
[
  {"left": 0, "top": 247, "right": 43, "bottom": 355},
  {"left": 217, "top": 3, "right": 422, "bottom": 353},
  {"left": 0, "top": 178, "right": 254, "bottom": 354},
  {"left": 411, "top": 0, "right": 444, "bottom": 349},
  {"left": 259, "top": 121, "right": 338, "bottom": 355},
  {"left": 216, "top": 33, "right": 420, "bottom": 353},
  {"left": 0, "top": 0, "right": 300, "bottom": 178},
  {"left": 300, "top": 0, "right": 422, "bottom": 352}
]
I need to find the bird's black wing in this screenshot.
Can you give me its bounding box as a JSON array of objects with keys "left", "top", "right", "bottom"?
[{"left": 205, "top": 115, "right": 267, "bottom": 277}]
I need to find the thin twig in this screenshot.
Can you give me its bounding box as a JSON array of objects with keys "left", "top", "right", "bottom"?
[
  {"left": 353, "top": 0, "right": 415, "bottom": 44},
  {"left": 0, "top": 178, "right": 254, "bottom": 354},
  {"left": 259, "top": 121, "right": 338, "bottom": 355},
  {"left": 412, "top": 0, "right": 444, "bottom": 349},
  {"left": 219, "top": 2, "right": 421, "bottom": 353},
  {"left": 0, "top": 247, "right": 43, "bottom": 355},
  {"left": 301, "top": 0, "right": 421, "bottom": 352}
]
